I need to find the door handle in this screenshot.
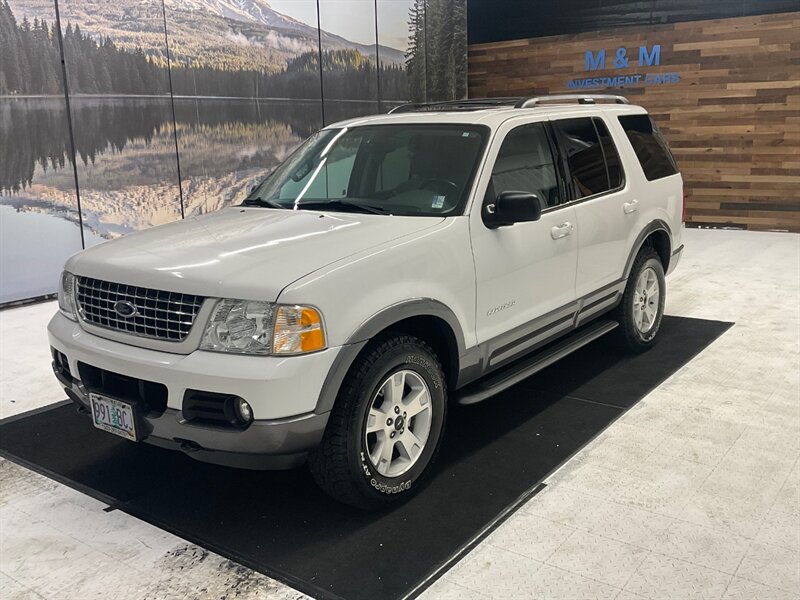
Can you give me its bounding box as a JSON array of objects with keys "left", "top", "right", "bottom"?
[
  {"left": 623, "top": 199, "right": 639, "bottom": 214},
  {"left": 550, "top": 222, "right": 573, "bottom": 240}
]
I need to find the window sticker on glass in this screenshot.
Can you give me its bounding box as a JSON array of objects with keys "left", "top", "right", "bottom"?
[{"left": 432, "top": 195, "right": 446, "bottom": 209}]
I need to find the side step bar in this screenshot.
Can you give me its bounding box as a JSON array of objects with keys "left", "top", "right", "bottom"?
[{"left": 456, "top": 320, "right": 619, "bottom": 406}]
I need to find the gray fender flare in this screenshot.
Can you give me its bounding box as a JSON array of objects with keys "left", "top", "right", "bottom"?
[
  {"left": 314, "top": 299, "right": 467, "bottom": 414},
  {"left": 622, "top": 219, "right": 672, "bottom": 280}
]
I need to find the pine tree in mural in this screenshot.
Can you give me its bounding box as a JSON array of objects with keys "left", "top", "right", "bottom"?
[
  {"left": 0, "top": 2, "right": 166, "bottom": 97},
  {"left": 405, "top": 0, "right": 467, "bottom": 103},
  {"left": 405, "top": 0, "right": 427, "bottom": 103},
  {"left": 449, "top": 0, "right": 468, "bottom": 100},
  {"left": 58, "top": 23, "right": 169, "bottom": 95},
  {"left": 0, "top": 1, "right": 55, "bottom": 95}
]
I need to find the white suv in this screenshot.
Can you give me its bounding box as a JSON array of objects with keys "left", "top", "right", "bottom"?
[{"left": 50, "top": 94, "right": 684, "bottom": 508}]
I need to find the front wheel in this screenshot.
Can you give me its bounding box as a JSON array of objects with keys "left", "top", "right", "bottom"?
[
  {"left": 613, "top": 247, "right": 666, "bottom": 353},
  {"left": 308, "top": 335, "right": 446, "bottom": 509}
]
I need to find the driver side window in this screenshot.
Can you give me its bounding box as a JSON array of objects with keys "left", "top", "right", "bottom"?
[{"left": 489, "top": 123, "right": 561, "bottom": 210}]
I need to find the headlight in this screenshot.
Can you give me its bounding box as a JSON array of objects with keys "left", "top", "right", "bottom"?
[
  {"left": 58, "top": 271, "right": 77, "bottom": 321},
  {"left": 200, "top": 300, "right": 275, "bottom": 355},
  {"left": 272, "top": 305, "right": 326, "bottom": 355},
  {"left": 200, "top": 300, "right": 326, "bottom": 356}
]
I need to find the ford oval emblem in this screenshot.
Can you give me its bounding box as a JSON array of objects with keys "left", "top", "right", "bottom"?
[{"left": 114, "top": 300, "right": 138, "bottom": 318}]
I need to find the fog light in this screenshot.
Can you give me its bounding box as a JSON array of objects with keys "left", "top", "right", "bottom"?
[{"left": 235, "top": 398, "right": 253, "bottom": 423}]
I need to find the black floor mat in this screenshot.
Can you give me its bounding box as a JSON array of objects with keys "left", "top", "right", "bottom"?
[{"left": 0, "top": 316, "right": 732, "bottom": 600}]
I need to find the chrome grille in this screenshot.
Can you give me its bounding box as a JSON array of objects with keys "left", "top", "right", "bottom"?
[{"left": 76, "top": 277, "right": 204, "bottom": 342}]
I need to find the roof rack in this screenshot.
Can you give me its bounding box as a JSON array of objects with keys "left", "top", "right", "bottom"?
[
  {"left": 388, "top": 97, "right": 522, "bottom": 114},
  {"left": 514, "top": 94, "right": 630, "bottom": 108},
  {"left": 387, "top": 94, "right": 630, "bottom": 114}
]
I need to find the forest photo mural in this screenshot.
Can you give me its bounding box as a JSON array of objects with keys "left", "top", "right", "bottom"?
[{"left": 0, "top": 0, "right": 467, "bottom": 303}]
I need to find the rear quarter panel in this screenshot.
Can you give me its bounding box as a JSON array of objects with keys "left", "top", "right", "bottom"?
[{"left": 606, "top": 112, "right": 683, "bottom": 273}]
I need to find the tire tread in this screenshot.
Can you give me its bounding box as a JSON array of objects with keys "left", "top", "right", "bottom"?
[
  {"left": 613, "top": 246, "right": 664, "bottom": 353},
  {"left": 308, "top": 334, "right": 445, "bottom": 509}
]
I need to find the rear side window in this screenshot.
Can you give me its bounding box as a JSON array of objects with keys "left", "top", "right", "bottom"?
[
  {"left": 593, "top": 118, "right": 623, "bottom": 189},
  {"left": 552, "top": 118, "right": 610, "bottom": 199},
  {"left": 618, "top": 114, "right": 678, "bottom": 181}
]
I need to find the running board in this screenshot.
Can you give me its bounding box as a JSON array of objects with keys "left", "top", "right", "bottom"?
[{"left": 456, "top": 320, "right": 619, "bottom": 406}]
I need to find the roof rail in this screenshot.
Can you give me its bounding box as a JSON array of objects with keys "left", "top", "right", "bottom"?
[
  {"left": 388, "top": 97, "right": 522, "bottom": 114},
  {"left": 386, "top": 94, "right": 630, "bottom": 114},
  {"left": 514, "top": 94, "right": 630, "bottom": 108}
]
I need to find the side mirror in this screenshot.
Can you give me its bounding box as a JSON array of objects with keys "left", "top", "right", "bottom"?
[{"left": 484, "top": 191, "right": 542, "bottom": 228}]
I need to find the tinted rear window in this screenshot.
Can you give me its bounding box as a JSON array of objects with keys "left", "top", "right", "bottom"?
[
  {"left": 593, "top": 117, "right": 623, "bottom": 189},
  {"left": 552, "top": 117, "right": 609, "bottom": 198},
  {"left": 618, "top": 114, "right": 678, "bottom": 181}
]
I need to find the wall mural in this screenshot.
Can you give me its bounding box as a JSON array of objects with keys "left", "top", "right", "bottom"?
[
  {"left": 0, "top": 0, "right": 86, "bottom": 302},
  {"left": 0, "top": 0, "right": 467, "bottom": 304},
  {"left": 59, "top": 0, "right": 183, "bottom": 241},
  {"left": 163, "top": 0, "right": 323, "bottom": 218}
]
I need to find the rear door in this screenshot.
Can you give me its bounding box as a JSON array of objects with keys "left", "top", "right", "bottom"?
[{"left": 552, "top": 115, "right": 632, "bottom": 300}]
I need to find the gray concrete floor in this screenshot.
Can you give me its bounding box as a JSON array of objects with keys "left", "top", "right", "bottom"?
[{"left": 1, "top": 228, "right": 798, "bottom": 599}]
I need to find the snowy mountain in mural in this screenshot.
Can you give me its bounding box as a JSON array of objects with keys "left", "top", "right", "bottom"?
[{"left": 8, "top": 0, "right": 404, "bottom": 73}]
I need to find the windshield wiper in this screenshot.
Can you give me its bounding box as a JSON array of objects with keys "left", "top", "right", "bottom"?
[
  {"left": 241, "top": 197, "right": 289, "bottom": 210},
  {"left": 294, "top": 199, "right": 389, "bottom": 215}
]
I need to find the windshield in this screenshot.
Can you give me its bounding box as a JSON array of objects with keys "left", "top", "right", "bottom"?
[{"left": 245, "top": 124, "right": 488, "bottom": 216}]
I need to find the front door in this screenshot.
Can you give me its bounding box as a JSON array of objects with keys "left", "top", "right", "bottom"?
[{"left": 470, "top": 119, "right": 578, "bottom": 369}]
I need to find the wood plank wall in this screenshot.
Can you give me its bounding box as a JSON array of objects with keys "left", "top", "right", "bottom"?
[{"left": 468, "top": 12, "right": 800, "bottom": 232}]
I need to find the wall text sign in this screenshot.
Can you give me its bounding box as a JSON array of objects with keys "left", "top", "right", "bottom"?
[{"left": 567, "top": 44, "right": 681, "bottom": 89}]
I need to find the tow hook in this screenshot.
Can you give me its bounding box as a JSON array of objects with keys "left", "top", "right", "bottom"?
[{"left": 178, "top": 439, "right": 204, "bottom": 453}]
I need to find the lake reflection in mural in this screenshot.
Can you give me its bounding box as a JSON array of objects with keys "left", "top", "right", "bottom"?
[{"left": 0, "top": 97, "right": 329, "bottom": 239}]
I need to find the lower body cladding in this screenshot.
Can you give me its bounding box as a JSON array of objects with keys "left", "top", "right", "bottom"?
[{"left": 47, "top": 312, "right": 336, "bottom": 469}]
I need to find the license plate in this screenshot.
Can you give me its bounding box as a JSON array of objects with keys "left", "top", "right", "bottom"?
[{"left": 89, "top": 393, "right": 138, "bottom": 441}]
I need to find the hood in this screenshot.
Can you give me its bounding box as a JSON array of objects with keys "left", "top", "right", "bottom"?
[{"left": 67, "top": 207, "right": 444, "bottom": 300}]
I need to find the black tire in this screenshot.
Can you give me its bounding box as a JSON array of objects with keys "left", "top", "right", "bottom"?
[
  {"left": 308, "top": 334, "right": 447, "bottom": 509},
  {"left": 613, "top": 247, "right": 666, "bottom": 353}
]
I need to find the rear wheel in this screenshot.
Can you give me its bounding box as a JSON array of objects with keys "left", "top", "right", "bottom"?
[
  {"left": 308, "top": 334, "right": 446, "bottom": 509},
  {"left": 613, "top": 247, "right": 666, "bottom": 353}
]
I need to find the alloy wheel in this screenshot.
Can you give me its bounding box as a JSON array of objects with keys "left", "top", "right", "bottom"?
[
  {"left": 632, "top": 266, "right": 660, "bottom": 334},
  {"left": 364, "top": 369, "right": 433, "bottom": 478}
]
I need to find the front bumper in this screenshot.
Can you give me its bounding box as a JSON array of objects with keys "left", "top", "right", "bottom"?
[{"left": 48, "top": 312, "right": 338, "bottom": 469}]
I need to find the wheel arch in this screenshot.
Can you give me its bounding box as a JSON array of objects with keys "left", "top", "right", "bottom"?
[
  {"left": 623, "top": 220, "right": 672, "bottom": 279},
  {"left": 315, "top": 299, "right": 465, "bottom": 414}
]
